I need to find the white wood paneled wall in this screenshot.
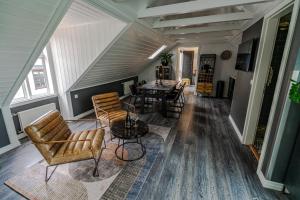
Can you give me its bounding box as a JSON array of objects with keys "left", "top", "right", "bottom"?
[
  {"left": 72, "top": 22, "right": 173, "bottom": 90},
  {"left": 50, "top": 20, "right": 126, "bottom": 93},
  {"left": 0, "top": 0, "right": 71, "bottom": 106}
]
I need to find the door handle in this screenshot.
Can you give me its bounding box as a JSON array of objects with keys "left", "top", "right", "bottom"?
[{"left": 267, "top": 67, "right": 273, "bottom": 86}]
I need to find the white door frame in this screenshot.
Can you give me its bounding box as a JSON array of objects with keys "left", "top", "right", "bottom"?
[
  {"left": 176, "top": 47, "right": 199, "bottom": 82},
  {"left": 240, "top": 0, "right": 300, "bottom": 189}
]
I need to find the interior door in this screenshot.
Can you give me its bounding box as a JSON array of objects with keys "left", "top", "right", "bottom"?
[{"left": 252, "top": 13, "right": 292, "bottom": 156}]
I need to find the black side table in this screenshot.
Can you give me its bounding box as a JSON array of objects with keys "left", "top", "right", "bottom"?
[{"left": 111, "top": 120, "right": 148, "bottom": 161}]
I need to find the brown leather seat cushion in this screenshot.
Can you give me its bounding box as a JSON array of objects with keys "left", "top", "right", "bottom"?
[
  {"left": 25, "top": 110, "right": 105, "bottom": 165},
  {"left": 100, "top": 110, "right": 127, "bottom": 121},
  {"left": 92, "top": 92, "right": 127, "bottom": 126},
  {"left": 51, "top": 128, "right": 104, "bottom": 165}
]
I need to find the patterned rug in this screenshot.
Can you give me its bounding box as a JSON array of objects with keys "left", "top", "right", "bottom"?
[{"left": 5, "top": 124, "right": 171, "bottom": 200}]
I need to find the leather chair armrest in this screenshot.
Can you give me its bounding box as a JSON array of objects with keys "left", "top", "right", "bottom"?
[
  {"left": 65, "top": 119, "right": 107, "bottom": 129},
  {"left": 93, "top": 105, "right": 110, "bottom": 119}
]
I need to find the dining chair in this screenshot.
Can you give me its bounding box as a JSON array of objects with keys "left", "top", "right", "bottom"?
[{"left": 166, "top": 86, "right": 184, "bottom": 118}]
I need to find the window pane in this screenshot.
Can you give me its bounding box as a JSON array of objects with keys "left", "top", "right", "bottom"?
[
  {"left": 32, "top": 65, "right": 47, "bottom": 90},
  {"left": 14, "top": 87, "right": 25, "bottom": 99},
  {"left": 34, "top": 58, "right": 43, "bottom": 66},
  {"left": 11, "top": 47, "right": 55, "bottom": 104},
  {"left": 28, "top": 64, "right": 48, "bottom": 96}
]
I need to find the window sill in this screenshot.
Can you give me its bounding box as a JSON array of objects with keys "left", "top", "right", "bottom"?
[{"left": 10, "top": 94, "right": 58, "bottom": 108}]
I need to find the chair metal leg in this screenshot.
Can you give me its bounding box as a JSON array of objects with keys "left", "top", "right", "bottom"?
[
  {"left": 93, "top": 148, "right": 104, "bottom": 177},
  {"left": 103, "top": 137, "right": 107, "bottom": 149},
  {"left": 45, "top": 165, "right": 58, "bottom": 182}
]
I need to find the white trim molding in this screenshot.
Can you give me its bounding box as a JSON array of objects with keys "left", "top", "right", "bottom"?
[
  {"left": 243, "top": 0, "right": 298, "bottom": 146},
  {"left": 0, "top": 143, "right": 20, "bottom": 155},
  {"left": 229, "top": 115, "right": 243, "bottom": 143},
  {"left": 72, "top": 109, "right": 95, "bottom": 120},
  {"left": 257, "top": 169, "right": 284, "bottom": 191}
]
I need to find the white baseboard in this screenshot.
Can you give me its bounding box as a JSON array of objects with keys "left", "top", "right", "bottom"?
[
  {"left": 257, "top": 169, "right": 284, "bottom": 191},
  {"left": 229, "top": 115, "right": 243, "bottom": 143},
  {"left": 0, "top": 142, "right": 20, "bottom": 155},
  {"left": 17, "top": 132, "right": 27, "bottom": 139},
  {"left": 72, "top": 109, "right": 94, "bottom": 120}
]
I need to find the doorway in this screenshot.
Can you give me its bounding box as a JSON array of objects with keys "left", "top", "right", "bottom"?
[
  {"left": 177, "top": 47, "right": 199, "bottom": 88},
  {"left": 182, "top": 51, "right": 194, "bottom": 84},
  {"left": 250, "top": 13, "right": 292, "bottom": 159}
]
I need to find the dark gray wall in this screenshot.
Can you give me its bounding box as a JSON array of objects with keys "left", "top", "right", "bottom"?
[
  {"left": 0, "top": 109, "right": 10, "bottom": 148},
  {"left": 261, "top": 13, "right": 300, "bottom": 181},
  {"left": 70, "top": 76, "right": 138, "bottom": 116},
  {"left": 10, "top": 96, "right": 60, "bottom": 134},
  {"left": 284, "top": 126, "right": 300, "bottom": 200},
  {"left": 230, "top": 19, "right": 263, "bottom": 133}
]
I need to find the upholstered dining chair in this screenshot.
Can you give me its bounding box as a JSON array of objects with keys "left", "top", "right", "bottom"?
[
  {"left": 92, "top": 92, "right": 135, "bottom": 127},
  {"left": 24, "top": 110, "right": 106, "bottom": 182}
]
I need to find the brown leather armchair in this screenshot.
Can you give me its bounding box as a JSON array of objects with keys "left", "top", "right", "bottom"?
[
  {"left": 24, "top": 110, "right": 106, "bottom": 182},
  {"left": 92, "top": 92, "right": 134, "bottom": 128}
]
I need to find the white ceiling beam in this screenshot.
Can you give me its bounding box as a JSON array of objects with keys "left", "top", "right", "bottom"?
[
  {"left": 164, "top": 24, "right": 242, "bottom": 35},
  {"left": 177, "top": 37, "right": 229, "bottom": 44},
  {"left": 153, "top": 12, "right": 253, "bottom": 28},
  {"left": 172, "top": 32, "right": 234, "bottom": 41},
  {"left": 138, "top": 0, "right": 271, "bottom": 18},
  {"left": 171, "top": 30, "right": 235, "bottom": 38}
]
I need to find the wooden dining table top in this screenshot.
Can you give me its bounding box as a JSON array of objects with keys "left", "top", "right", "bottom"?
[{"left": 138, "top": 80, "right": 179, "bottom": 92}]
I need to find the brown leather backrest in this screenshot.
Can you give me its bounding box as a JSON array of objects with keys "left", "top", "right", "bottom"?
[
  {"left": 24, "top": 110, "right": 71, "bottom": 163},
  {"left": 92, "top": 92, "right": 121, "bottom": 118}
]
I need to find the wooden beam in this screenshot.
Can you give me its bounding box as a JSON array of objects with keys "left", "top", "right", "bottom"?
[
  {"left": 176, "top": 37, "right": 229, "bottom": 44},
  {"left": 153, "top": 12, "right": 253, "bottom": 28},
  {"left": 171, "top": 31, "right": 234, "bottom": 38},
  {"left": 164, "top": 24, "right": 241, "bottom": 35},
  {"left": 138, "top": 0, "right": 270, "bottom": 18}
]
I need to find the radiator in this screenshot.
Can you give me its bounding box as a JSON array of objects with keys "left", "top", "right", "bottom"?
[
  {"left": 122, "top": 80, "right": 134, "bottom": 96},
  {"left": 17, "top": 103, "right": 56, "bottom": 132}
]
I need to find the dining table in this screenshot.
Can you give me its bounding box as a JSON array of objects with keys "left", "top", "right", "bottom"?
[{"left": 138, "top": 80, "right": 179, "bottom": 117}]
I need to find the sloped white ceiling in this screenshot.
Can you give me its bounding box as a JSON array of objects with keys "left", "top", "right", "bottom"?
[
  {"left": 71, "top": 22, "right": 175, "bottom": 90},
  {"left": 0, "top": 0, "right": 71, "bottom": 106}
]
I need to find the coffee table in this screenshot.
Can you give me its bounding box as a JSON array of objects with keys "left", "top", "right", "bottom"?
[{"left": 111, "top": 120, "right": 149, "bottom": 161}]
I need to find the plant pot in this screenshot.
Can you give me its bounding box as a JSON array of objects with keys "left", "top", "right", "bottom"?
[{"left": 161, "top": 61, "right": 168, "bottom": 66}]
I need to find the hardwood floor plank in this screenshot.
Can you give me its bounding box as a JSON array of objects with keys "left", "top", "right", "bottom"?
[{"left": 0, "top": 90, "right": 289, "bottom": 200}]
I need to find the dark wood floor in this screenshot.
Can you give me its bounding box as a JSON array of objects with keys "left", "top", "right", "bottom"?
[
  {"left": 0, "top": 90, "right": 289, "bottom": 200},
  {"left": 137, "top": 92, "right": 289, "bottom": 200}
]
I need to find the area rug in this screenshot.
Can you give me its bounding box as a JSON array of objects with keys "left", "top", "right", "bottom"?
[{"left": 5, "top": 124, "right": 171, "bottom": 200}]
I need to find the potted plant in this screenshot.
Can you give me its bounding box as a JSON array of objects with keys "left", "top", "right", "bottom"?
[
  {"left": 289, "top": 79, "right": 300, "bottom": 104},
  {"left": 159, "top": 52, "right": 173, "bottom": 66}
]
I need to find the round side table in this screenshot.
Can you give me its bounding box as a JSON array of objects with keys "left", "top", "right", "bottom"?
[{"left": 111, "top": 120, "right": 148, "bottom": 161}]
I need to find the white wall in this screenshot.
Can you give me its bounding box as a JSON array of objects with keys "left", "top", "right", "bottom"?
[
  {"left": 199, "top": 43, "right": 238, "bottom": 97},
  {"left": 50, "top": 20, "right": 126, "bottom": 117},
  {"left": 50, "top": 21, "right": 126, "bottom": 93},
  {"left": 139, "top": 42, "right": 238, "bottom": 96}
]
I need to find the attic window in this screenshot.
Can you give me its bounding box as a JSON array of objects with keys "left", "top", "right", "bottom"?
[
  {"left": 11, "top": 48, "right": 55, "bottom": 104},
  {"left": 148, "top": 45, "right": 167, "bottom": 59}
]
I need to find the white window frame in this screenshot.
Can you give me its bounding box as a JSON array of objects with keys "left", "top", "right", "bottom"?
[{"left": 11, "top": 48, "right": 56, "bottom": 105}]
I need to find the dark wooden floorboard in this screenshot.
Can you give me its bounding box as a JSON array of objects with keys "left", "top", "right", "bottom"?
[
  {"left": 0, "top": 91, "right": 289, "bottom": 200},
  {"left": 137, "top": 92, "right": 289, "bottom": 200}
]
